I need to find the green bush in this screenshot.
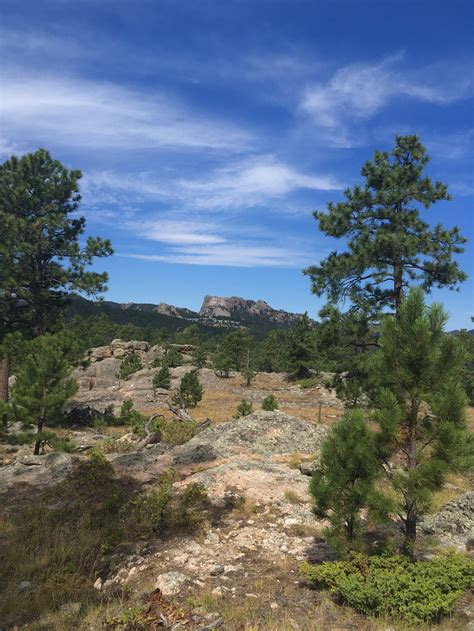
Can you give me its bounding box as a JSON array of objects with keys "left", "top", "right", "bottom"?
[
  {"left": 261, "top": 394, "right": 278, "bottom": 411},
  {"left": 163, "top": 346, "right": 183, "bottom": 368},
  {"left": 236, "top": 400, "right": 253, "bottom": 417},
  {"left": 119, "top": 353, "right": 142, "bottom": 380},
  {"left": 301, "top": 553, "right": 474, "bottom": 624},
  {"left": 126, "top": 472, "right": 208, "bottom": 536},
  {"left": 4, "top": 431, "right": 36, "bottom": 445},
  {"left": 119, "top": 399, "right": 146, "bottom": 427},
  {"left": 173, "top": 370, "right": 203, "bottom": 408},
  {"left": 151, "top": 356, "right": 162, "bottom": 368},
  {"left": 153, "top": 365, "right": 171, "bottom": 391},
  {"left": 131, "top": 413, "right": 199, "bottom": 446}
]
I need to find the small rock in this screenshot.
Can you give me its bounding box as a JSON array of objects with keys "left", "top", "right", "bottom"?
[
  {"left": 210, "top": 564, "right": 225, "bottom": 576},
  {"left": 19, "top": 580, "right": 32, "bottom": 592},
  {"left": 270, "top": 602, "right": 279, "bottom": 609},
  {"left": 94, "top": 577, "right": 102, "bottom": 590},
  {"left": 156, "top": 571, "right": 187, "bottom": 596},
  {"left": 205, "top": 532, "right": 219, "bottom": 544},
  {"left": 116, "top": 433, "right": 138, "bottom": 444}
]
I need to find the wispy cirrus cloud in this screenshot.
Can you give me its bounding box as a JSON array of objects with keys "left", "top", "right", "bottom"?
[
  {"left": 83, "top": 155, "right": 341, "bottom": 215},
  {"left": 300, "top": 55, "right": 474, "bottom": 146},
  {"left": 178, "top": 155, "right": 341, "bottom": 209},
  {"left": 0, "top": 70, "right": 254, "bottom": 154},
  {"left": 125, "top": 242, "right": 313, "bottom": 268},
  {"left": 131, "top": 219, "right": 226, "bottom": 245}
]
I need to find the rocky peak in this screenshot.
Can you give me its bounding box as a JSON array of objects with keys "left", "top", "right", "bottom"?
[
  {"left": 154, "top": 303, "right": 183, "bottom": 318},
  {"left": 199, "top": 295, "right": 303, "bottom": 325}
]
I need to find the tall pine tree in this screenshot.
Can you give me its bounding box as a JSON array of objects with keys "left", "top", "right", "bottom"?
[
  {"left": 305, "top": 135, "right": 466, "bottom": 316},
  {"left": 0, "top": 149, "right": 113, "bottom": 399}
]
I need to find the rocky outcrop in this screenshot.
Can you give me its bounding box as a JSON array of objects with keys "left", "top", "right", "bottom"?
[
  {"left": 88, "top": 339, "right": 150, "bottom": 363},
  {"left": 420, "top": 491, "right": 474, "bottom": 549},
  {"left": 173, "top": 411, "right": 326, "bottom": 465},
  {"left": 199, "top": 295, "right": 304, "bottom": 325},
  {"left": 154, "top": 303, "right": 183, "bottom": 318}
]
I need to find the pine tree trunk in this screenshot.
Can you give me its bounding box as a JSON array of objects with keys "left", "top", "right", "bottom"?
[
  {"left": 404, "top": 507, "right": 417, "bottom": 559},
  {"left": 394, "top": 263, "right": 403, "bottom": 316},
  {"left": 34, "top": 419, "right": 44, "bottom": 455},
  {"left": 403, "top": 399, "right": 419, "bottom": 559},
  {"left": 0, "top": 355, "right": 10, "bottom": 402}
]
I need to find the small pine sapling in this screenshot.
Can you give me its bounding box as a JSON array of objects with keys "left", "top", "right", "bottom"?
[
  {"left": 173, "top": 370, "right": 203, "bottom": 409},
  {"left": 262, "top": 394, "right": 278, "bottom": 411},
  {"left": 235, "top": 400, "right": 253, "bottom": 418},
  {"left": 370, "top": 288, "right": 473, "bottom": 556},
  {"left": 11, "top": 334, "right": 78, "bottom": 454},
  {"left": 153, "top": 366, "right": 171, "bottom": 393},
  {"left": 310, "top": 409, "right": 389, "bottom": 552}
]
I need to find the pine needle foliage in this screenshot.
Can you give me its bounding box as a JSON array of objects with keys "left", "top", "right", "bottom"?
[
  {"left": 153, "top": 365, "right": 171, "bottom": 392},
  {"left": 370, "top": 288, "right": 473, "bottom": 555},
  {"left": 173, "top": 370, "right": 203, "bottom": 409},
  {"left": 310, "top": 410, "right": 390, "bottom": 550},
  {"left": 304, "top": 135, "right": 466, "bottom": 315},
  {"left": 11, "top": 334, "right": 78, "bottom": 454}
]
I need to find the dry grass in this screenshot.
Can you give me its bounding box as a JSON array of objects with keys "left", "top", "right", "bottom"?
[{"left": 430, "top": 472, "right": 473, "bottom": 512}]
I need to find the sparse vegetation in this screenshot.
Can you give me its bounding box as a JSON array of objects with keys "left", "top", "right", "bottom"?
[
  {"left": 262, "top": 394, "right": 278, "bottom": 411},
  {"left": 153, "top": 365, "right": 171, "bottom": 392},
  {"left": 235, "top": 399, "right": 253, "bottom": 417},
  {"left": 0, "top": 456, "right": 208, "bottom": 627},
  {"left": 173, "top": 370, "right": 203, "bottom": 409},
  {"left": 301, "top": 553, "right": 474, "bottom": 624},
  {"left": 119, "top": 353, "right": 143, "bottom": 380}
]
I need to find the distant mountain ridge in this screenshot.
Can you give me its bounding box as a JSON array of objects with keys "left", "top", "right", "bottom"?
[
  {"left": 68, "top": 294, "right": 306, "bottom": 337},
  {"left": 115, "top": 294, "right": 304, "bottom": 326}
]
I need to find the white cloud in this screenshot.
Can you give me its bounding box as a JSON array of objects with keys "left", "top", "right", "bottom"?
[
  {"left": 301, "top": 55, "right": 473, "bottom": 138},
  {"left": 179, "top": 155, "right": 340, "bottom": 210},
  {"left": 125, "top": 242, "right": 312, "bottom": 268},
  {"left": 131, "top": 219, "right": 226, "bottom": 245},
  {"left": 83, "top": 156, "right": 341, "bottom": 213},
  {"left": 0, "top": 71, "right": 253, "bottom": 154}
]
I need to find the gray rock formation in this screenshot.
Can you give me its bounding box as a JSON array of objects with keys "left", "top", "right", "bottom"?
[
  {"left": 173, "top": 410, "right": 326, "bottom": 465},
  {"left": 199, "top": 295, "right": 305, "bottom": 325},
  {"left": 420, "top": 491, "right": 474, "bottom": 549}
]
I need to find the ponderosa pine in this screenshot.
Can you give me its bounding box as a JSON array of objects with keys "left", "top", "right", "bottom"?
[{"left": 304, "top": 135, "right": 466, "bottom": 316}]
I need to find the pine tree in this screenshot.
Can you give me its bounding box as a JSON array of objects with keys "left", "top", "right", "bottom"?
[
  {"left": 370, "top": 288, "right": 473, "bottom": 556},
  {"left": 173, "top": 370, "right": 203, "bottom": 409},
  {"left": 163, "top": 346, "right": 183, "bottom": 368},
  {"left": 11, "top": 334, "right": 78, "bottom": 454},
  {"left": 310, "top": 410, "right": 388, "bottom": 550},
  {"left": 286, "top": 313, "right": 315, "bottom": 379},
  {"left": 119, "top": 353, "right": 142, "bottom": 380},
  {"left": 220, "top": 330, "right": 252, "bottom": 371},
  {"left": 235, "top": 400, "right": 253, "bottom": 417},
  {"left": 241, "top": 349, "right": 256, "bottom": 386},
  {"left": 153, "top": 366, "right": 171, "bottom": 393},
  {"left": 261, "top": 394, "right": 278, "bottom": 411},
  {"left": 213, "top": 350, "right": 233, "bottom": 378},
  {"left": 0, "top": 149, "right": 113, "bottom": 400},
  {"left": 192, "top": 346, "right": 207, "bottom": 369},
  {"left": 305, "top": 135, "right": 466, "bottom": 316}
]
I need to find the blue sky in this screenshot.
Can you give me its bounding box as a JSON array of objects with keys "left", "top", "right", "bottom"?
[{"left": 1, "top": 0, "right": 473, "bottom": 327}]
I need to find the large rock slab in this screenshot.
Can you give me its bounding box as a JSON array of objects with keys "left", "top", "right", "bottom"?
[{"left": 173, "top": 411, "right": 326, "bottom": 465}]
